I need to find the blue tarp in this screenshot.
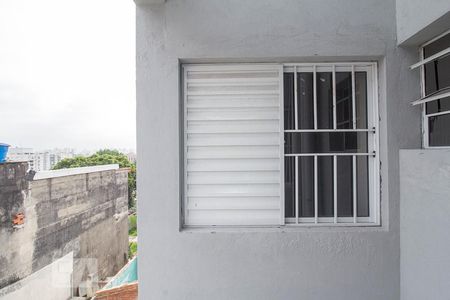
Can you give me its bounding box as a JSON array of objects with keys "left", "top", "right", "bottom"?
[{"left": 103, "top": 257, "right": 138, "bottom": 289}]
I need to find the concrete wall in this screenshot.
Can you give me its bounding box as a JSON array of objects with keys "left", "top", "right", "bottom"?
[
  {"left": 136, "top": 1, "right": 423, "bottom": 299},
  {"left": 396, "top": 0, "right": 450, "bottom": 45},
  {"left": 0, "top": 162, "right": 32, "bottom": 289},
  {"left": 400, "top": 149, "right": 450, "bottom": 300},
  {"left": 0, "top": 163, "right": 129, "bottom": 298}
]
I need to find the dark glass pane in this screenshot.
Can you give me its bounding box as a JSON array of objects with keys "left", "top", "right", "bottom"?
[
  {"left": 318, "top": 156, "right": 334, "bottom": 217},
  {"left": 317, "top": 72, "right": 333, "bottom": 129},
  {"left": 297, "top": 73, "right": 314, "bottom": 129},
  {"left": 429, "top": 113, "right": 450, "bottom": 146},
  {"left": 336, "top": 72, "right": 352, "bottom": 129},
  {"left": 357, "top": 156, "right": 369, "bottom": 217},
  {"left": 424, "top": 55, "right": 450, "bottom": 96},
  {"left": 298, "top": 156, "right": 314, "bottom": 217},
  {"left": 424, "top": 33, "right": 450, "bottom": 96},
  {"left": 337, "top": 156, "right": 353, "bottom": 217},
  {"left": 426, "top": 96, "right": 450, "bottom": 114},
  {"left": 423, "top": 33, "right": 450, "bottom": 58},
  {"left": 284, "top": 156, "right": 295, "bottom": 218},
  {"left": 285, "top": 132, "right": 368, "bottom": 154},
  {"left": 284, "top": 73, "right": 295, "bottom": 130},
  {"left": 355, "top": 72, "right": 368, "bottom": 129}
]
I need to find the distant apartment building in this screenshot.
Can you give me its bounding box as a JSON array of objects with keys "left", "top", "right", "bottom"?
[
  {"left": 7, "top": 148, "right": 35, "bottom": 169},
  {"left": 7, "top": 147, "right": 75, "bottom": 171},
  {"left": 127, "top": 152, "right": 136, "bottom": 163}
]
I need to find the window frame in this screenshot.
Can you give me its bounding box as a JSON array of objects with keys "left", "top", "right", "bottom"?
[
  {"left": 420, "top": 29, "right": 450, "bottom": 149},
  {"left": 282, "top": 63, "right": 380, "bottom": 226},
  {"left": 181, "top": 62, "right": 380, "bottom": 228}
]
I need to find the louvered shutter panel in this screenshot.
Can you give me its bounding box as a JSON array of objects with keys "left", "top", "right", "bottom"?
[{"left": 183, "top": 64, "right": 284, "bottom": 226}]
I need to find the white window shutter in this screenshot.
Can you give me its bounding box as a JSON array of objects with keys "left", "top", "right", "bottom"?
[{"left": 183, "top": 64, "right": 284, "bottom": 226}]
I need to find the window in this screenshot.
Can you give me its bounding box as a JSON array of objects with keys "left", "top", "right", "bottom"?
[
  {"left": 410, "top": 30, "right": 450, "bottom": 147},
  {"left": 283, "top": 64, "right": 378, "bottom": 225},
  {"left": 183, "top": 63, "right": 379, "bottom": 227}
]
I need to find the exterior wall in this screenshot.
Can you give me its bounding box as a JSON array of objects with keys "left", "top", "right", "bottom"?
[
  {"left": 0, "top": 162, "right": 33, "bottom": 288},
  {"left": 136, "top": 1, "right": 422, "bottom": 299},
  {"left": 0, "top": 252, "right": 73, "bottom": 300},
  {"left": 400, "top": 149, "right": 450, "bottom": 300},
  {"left": 396, "top": 0, "right": 450, "bottom": 45},
  {"left": 0, "top": 163, "right": 129, "bottom": 298}
]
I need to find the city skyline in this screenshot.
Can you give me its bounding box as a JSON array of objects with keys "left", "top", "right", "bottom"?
[
  {"left": 7, "top": 146, "right": 136, "bottom": 171},
  {"left": 7, "top": 145, "right": 136, "bottom": 154}
]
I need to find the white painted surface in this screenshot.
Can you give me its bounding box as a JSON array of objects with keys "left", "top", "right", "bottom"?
[
  {"left": 183, "top": 64, "right": 283, "bottom": 226},
  {"left": 136, "top": 0, "right": 424, "bottom": 299},
  {"left": 396, "top": 0, "right": 450, "bottom": 45},
  {"left": 0, "top": 252, "right": 73, "bottom": 300},
  {"left": 33, "top": 164, "right": 119, "bottom": 180},
  {"left": 400, "top": 149, "right": 450, "bottom": 300}
]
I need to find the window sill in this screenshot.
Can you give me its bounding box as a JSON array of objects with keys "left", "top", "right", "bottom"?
[{"left": 180, "top": 223, "right": 384, "bottom": 234}]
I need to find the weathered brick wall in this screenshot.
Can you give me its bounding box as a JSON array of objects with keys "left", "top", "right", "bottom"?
[
  {"left": 0, "top": 162, "right": 129, "bottom": 297},
  {"left": 0, "top": 162, "right": 31, "bottom": 289}
]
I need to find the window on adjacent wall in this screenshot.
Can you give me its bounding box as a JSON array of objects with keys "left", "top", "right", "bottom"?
[
  {"left": 410, "top": 30, "right": 450, "bottom": 147},
  {"left": 183, "top": 63, "right": 379, "bottom": 227}
]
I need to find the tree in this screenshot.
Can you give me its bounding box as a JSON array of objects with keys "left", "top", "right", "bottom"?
[{"left": 53, "top": 150, "right": 137, "bottom": 209}]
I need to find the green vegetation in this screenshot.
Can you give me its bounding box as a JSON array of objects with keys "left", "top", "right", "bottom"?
[
  {"left": 129, "top": 241, "right": 137, "bottom": 258},
  {"left": 128, "top": 215, "right": 137, "bottom": 258},
  {"left": 52, "top": 149, "right": 137, "bottom": 210},
  {"left": 128, "top": 214, "right": 137, "bottom": 237}
]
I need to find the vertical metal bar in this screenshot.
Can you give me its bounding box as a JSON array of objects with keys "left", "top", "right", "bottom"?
[
  {"left": 333, "top": 155, "right": 337, "bottom": 223},
  {"left": 294, "top": 66, "right": 298, "bottom": 130},
  {"left": 351, "top": 65, "right": 357, "bottom": 224},
  {"left": 351, "top": 65, "right": 356, "bottom": 129},
  {"left": 420, "top": 48, "right": 430, "bottom": 148},
  {"left": 295, "top": 156, "right": 299, "bottom": 224},
  {"left": 332, "top": 65, "right": 337, "bottom": 223},
  {"left": 332, "top": 65, "right": 337, "bottom": 129},
  {"left": 353, "top": 155, "right": 357, "bottom": 223},
  {"left": 292, "top": 66, "right": 299, "bottom": 222},
  {"left": 314, "top": 155, "right": 318, "bottom": 224},
  {"left": 313, "top": 65, "right": 318, "bottom": 129},
  {"left": 279, "top": 65, "right": 285, "bottom": 225}
]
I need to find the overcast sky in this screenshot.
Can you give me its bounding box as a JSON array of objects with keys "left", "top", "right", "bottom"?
[{"left": 0, "top": 0, "right": 136, "bottom": 152}]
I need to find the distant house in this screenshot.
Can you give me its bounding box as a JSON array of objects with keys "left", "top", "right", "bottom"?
[{"left": 133, "top": 1, "right": 450, "bottom": 299}]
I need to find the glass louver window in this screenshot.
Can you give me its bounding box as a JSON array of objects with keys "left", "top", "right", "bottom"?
[{"left": 422, "top": 31, "right": 450, "bottom": 147}]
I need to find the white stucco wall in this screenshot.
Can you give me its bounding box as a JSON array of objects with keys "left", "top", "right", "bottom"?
[
  {"left": 400, "top": 149, "right": 450, "bottom": 300},
  {"left": 396, "top": 0, "right": 450, "bottom": 45},
  {"left": 0, "top": 252, "right": 73, "bottom": 300},
  {"left": 136, "top": 1, "right": 422, "bottom": 299}
]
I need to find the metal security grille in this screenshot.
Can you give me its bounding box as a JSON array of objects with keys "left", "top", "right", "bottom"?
[
  {"left": 283, "top": 63, "right": 379, "bottom": 225},
  {"left": 183, "top": 64, "right": 284, "bottom": 226}
]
